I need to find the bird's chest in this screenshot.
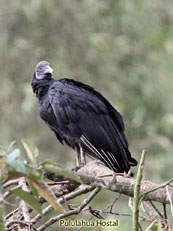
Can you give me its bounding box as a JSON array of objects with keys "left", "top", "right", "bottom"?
[{"left": 38, "top": 98, "right": 55, "bottom": 126}]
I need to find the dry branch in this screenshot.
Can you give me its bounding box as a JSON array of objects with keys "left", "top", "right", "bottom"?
[
  {"left": 3, "top": 159, "right": 173, "bottom": 230},
  {"left": 37, "top": 187, "right": 101, "bottom": 231},
  {"left": 76, "top": 161, "right": 173, "bottom": 204},
  {"left": 31, "top": 185, "right": 94, "bottom": 225}
]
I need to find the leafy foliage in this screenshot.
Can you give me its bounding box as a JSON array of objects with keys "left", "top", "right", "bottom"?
[
  {"left": 0, "top": 141, "right": 172, "bottom": 230},
  {"left": 22, "top": 139, "right": 39, "bottom": 165},
  {"left": 5, "top": 149, "right": 26, "bottom": 174},
  {"left": 11, "top": 188, "right": 42, "bottom": 214},
  {"left": 32, "top": 180, "right": 65, "bottom": 213},
  {"left": 1, "top": 141, "right": 65, "bottom": 217},
  {"left": 42, "top": 160, "right": 83, "bottom": 184}
]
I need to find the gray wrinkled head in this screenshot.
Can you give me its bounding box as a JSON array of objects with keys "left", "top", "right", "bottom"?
[{"left": 34, "top": 61, "right": 54, "bottom": 80}]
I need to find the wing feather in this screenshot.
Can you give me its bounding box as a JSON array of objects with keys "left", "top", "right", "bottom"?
[{"left": 48, "top": 79, "right": 136, "bottom": 173}]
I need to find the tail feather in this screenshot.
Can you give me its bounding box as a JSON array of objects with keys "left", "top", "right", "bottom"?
[
  {"left": 126, "top": 149, "right": 138, "bottom": 166},
  {"left": 80, "top": 135, "right": 137, "bottom": 174}
]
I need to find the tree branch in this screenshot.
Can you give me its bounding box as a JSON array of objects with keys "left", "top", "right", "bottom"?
[
  {"left": 4, "top": 159, "right": 173, "bottom": 230},
  {"left": 31, "top": 185, "right": 94, "bottom": 225},
  {"left": 76, "top": 160, "right": 173, "bottom": 204},
  {"left": 37, "top": 187, "right": 101, "bottom": 231}
]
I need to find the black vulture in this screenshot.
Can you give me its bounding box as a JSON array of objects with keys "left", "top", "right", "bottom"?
[{"left": 31, "top": 61, "right": 137, "bottom": 174}]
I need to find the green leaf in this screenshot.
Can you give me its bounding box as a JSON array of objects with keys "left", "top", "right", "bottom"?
[
  {"left": 5, "top": 149, "right": 26, "bottom": 173},
  {"left": 11, "top": 188, "right": 42, "bottom": 214},
  {"left": 26, "top": 168, "right": 43, "bottom": 196},
  {"left": 6, "top": 148, "right": 20, "bottom": 161},
  {"left": 151, "top": 223, "right": 161, "bottom": 231},
  {"left": 22, "top": 139, "right": 39, "bottom": 165},
  {"left": 146, "top": 220, "right": 161, "bottom": 231},
  {"left": 27, "top": 178, "right": 39, "bottom": 196},
  {"left": 27, "top": 167, "right": 43, "bottom": 181},
  {"left": 7, "top": 141, "right": 17, "bottom": 153},
  {"left": 8, "top": 169, "right": 25, "bottom": 180},
  {"left": 33, "top": 180, "right": 65, "bottom": 213},
  {"left": 42, "top": 160, "right": 82, "bottom": 184}
]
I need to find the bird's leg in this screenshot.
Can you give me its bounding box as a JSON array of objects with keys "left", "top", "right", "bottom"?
[
  {"left": 72, "top": 146, "right": 86, "bottom": 172},
  {"left": 80, "top": 145, "right": 86, "bottom": 167},
  {"left": 72, "top": 149, "right": 81, "bottom": 172},
  {"left": 76, "top": 149, "right": 81, "bottom": 168}
]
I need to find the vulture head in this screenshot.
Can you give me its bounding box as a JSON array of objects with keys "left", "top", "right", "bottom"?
[{"left": 34, "top": 61, "right": 54, "bottom": 80}]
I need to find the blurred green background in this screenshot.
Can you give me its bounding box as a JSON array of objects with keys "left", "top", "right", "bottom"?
[{"left": 1, "top": 0, "right": 173, "bottom": 230}]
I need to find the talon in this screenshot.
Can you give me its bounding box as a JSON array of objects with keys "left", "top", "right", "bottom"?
[{"left": 72, "top": 166, "right": 80, "bottom": 172}]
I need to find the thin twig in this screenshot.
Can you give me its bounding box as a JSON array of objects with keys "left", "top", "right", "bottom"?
[
  {"left": 31, "top": 185, "right": 94, "bottom": 225},
  {"left": 31, "top": 204, "right": 52, "bottom": 225},
  {"left": 106, "top": 193, "right": 121, "bottom": 214},
  {"left": 166, "top": 185, "right": 173, "bottom": 217},
  {"left": 140, "top": 178, "right": 173, "bottom": 202},
  {"left": 145, "top": 219, "right": 158, "bottom": 231},
  {"left": 18, "top": 177, "right": 31, "bottom": 222},
  {"left": 37, "top": 187, "right": 101, "bottom": 231},
  {"left": 96, "top": 209, "right": 131, "bottom": 217},
  {"left": 6, "top": 220, "right": 32, "bottom": 229},
  {"left": 133, "top": 149, "right": 146, "bottom": 231},
  {"left": 3, "top": 179, "right": 20, "bottom": 188},
  {"left": 163, "top": 203, "right": 167, "bottom": 220},
  {"left": 5, "top": 208, "right": 19, "bottom": 220},
  {"left": 45, "top": 180, "right": 70, "bottom": 185},
  {"left": 6, "top": 177, "right": 32, "bottom": 230},
  {"left": 59, "top": 185, "right": 95, "bottom": 204},
  {"left": 149, "top": 201, "right": 164, "bottom": 218}
]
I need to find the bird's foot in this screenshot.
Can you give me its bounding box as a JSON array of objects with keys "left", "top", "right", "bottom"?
[
  {"left": 72, "top": 163, "right": 86, "bottom": 172},
  {"left": 98, "top": 171, "right": 132, "bottom": 186},
  {"left": 110, "top": 170, "right": 133, "bottom": 178},
  {"left": 110, "top": 172, "right": 129, "bottom": 185},
  {"left": 72, "top": 166, "right": 80, "bottom": 172},
  {"left": 123, "top": 170, "right": 133, "bottom": 178}
]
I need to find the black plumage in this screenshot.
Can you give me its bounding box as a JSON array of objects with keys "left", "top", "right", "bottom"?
[{"left": 32, "top": 61, "right": 137, "bottom": 174}]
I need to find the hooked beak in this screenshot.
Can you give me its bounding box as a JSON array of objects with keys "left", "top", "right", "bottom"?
[{"left": 44, "top": 65, "right": 54, "bottom": 75}]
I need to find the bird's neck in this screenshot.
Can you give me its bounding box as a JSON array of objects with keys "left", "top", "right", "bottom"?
[{"left": 31, "top": 73, "right": 54, "bottom": 99}]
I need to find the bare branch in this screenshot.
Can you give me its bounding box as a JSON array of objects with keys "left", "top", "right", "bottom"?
[
  {"left": 76, "top": 161, "right": 173, "bottom": 204},
  {"left": 5, "top": 177, "right": 31, "bottom": 231},
  {"left": 4, "top": 159, "right": 173, "bottom": 230},
  {"left": 18, "top": 177, "right": 31, "bottom": 222},
  {"left": 37, "top": 187, "right": 100, "bottom": 231},
  {"left": 149, "top": 201, "right": 164, "bottom": 218},
  {"left": 31, "top": 185, "right": 94, "bottom": 225},
  {"left": 5, "top": 220, "right": 32, "bottom": 230},
  {"left": 3, "top": 179, "right": 19, "bottom": 189},
  {"left": 140, "top": 178, "right": 173, "bottom": 201}
]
